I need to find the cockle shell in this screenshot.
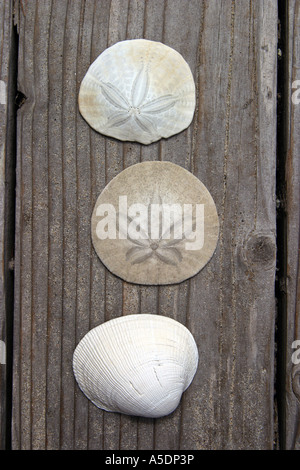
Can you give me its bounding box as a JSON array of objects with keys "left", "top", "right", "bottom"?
[
  {"left": 91, "top": 161, "right": 219, "bottom": 285},
  {"left": 73, "top": 314, "right": 198, "bottom": 418},
  {"left": 78, "top": 39, "right": 196, "bottom": 144}
]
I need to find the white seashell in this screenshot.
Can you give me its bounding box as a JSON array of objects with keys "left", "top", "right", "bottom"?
[
  {"left": 72, "top": 314, "right": 198, "bottom": 418},
  {"left": 78, "top": 39, "right": 196, "bottom": 145}
]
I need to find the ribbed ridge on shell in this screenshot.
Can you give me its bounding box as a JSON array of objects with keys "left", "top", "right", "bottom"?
[{"left": 73, "top": 314, "right": 198, "bottom": 418}]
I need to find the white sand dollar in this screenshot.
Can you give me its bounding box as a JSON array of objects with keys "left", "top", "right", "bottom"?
[
  {"left": 78, "top": 39, "right": 196, "bottom": 144},
  {"left": 73, "top": 314, "right": 199, "bottom": 418},
  {"left": 91, "top": 161, "right": 219, "bottom": 285}
]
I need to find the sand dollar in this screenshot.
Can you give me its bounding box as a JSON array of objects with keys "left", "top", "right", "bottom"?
[
  {"left": 91, "top": 161, "right": 219, "bottom": 285},
  {"left": 79, "top": 39, "right": 196, "bottom": 145}
]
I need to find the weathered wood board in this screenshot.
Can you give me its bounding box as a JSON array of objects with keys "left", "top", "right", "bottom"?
[
  {"left": 11, "top": 0, "right": 278, "bottom": 449},
  {"left": 283, "top": 0, "right": 300, "bottom": 451},
  {"left": 0, "top": 0, "right": 16, "bottom": 450}
]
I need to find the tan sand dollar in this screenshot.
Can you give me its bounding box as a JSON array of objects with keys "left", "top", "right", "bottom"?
[
  {"left": 73, "top": 314, "right": 199, "bottom": 418},
  {"left": 91, "top": 161, "right": 219, "bottom": 285},
  {"left": 78, "top": 39, "right": 196, "bottom": 145}
]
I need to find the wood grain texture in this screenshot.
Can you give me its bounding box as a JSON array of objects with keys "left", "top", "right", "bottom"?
[
  {"left": 12, "top": 0, "right": 278, "bottom": 449},
  {"left": 284, "top": 0, "right": 300, "bottom": 450},
  {"left": 0, "top": 0, "right": 16, "bottom": 449}
]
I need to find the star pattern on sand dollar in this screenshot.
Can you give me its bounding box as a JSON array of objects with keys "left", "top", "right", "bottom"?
[
  {"left": 117, "top": 197, "right": 197, "bottom": 267},
  {"left": 99, "top": 66, "right": 177, "bottom": 136}
]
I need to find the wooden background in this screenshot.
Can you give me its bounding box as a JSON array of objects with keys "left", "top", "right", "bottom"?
[
  {"left": 0, "top": 0, "right": 298, "bottom": 450},
  {"left": 283, "top": 0, "right": 300, "bottom": 451}
]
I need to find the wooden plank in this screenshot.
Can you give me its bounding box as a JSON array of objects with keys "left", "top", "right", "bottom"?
[
  {"left": 283, "top": 0, "right": 300, "bottom": 450},
  {"left": 12, "top": 0, "right": 278, "bottom": 449},
  {"left": 0, "top": 0, "right": 16, "bottom": 450}
]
